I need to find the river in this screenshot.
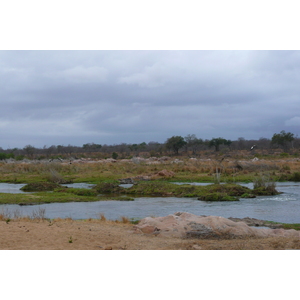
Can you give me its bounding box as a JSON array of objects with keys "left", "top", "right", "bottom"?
[{"left": 0, "top": 182, "right": 299, "bottom": 223}]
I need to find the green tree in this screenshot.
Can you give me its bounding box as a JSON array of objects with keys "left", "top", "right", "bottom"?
[
  {"left": 23, "top": 145, "right": 35, "bottom": 158},
  {"left": 83, "top": 143, "right": 102, "bottom": 152},
  {"left": 112, "top": 152, "right": 118, "bottom": 159},
  {"left": 208, "top": 137, "right": 232, "bottom": 152},
  {"left": 129, "top": 142, "right": 147, "bottom": 156},
  {"left": 165, "top": 136, "right": 187, "bottom": 155},
  {"left": 184, "top": 134, "right": 203, "bottom": 154},
  {"left": 271, "top": 130, "right": 295, "bottom": 151}
]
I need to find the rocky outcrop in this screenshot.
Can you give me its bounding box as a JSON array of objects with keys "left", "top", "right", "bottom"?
[
  {"left": 228, "top": 217, "right": 282, "bottom": 228},
  {"left": 133, "top": 212, "right": 300, "bottom": 239}
]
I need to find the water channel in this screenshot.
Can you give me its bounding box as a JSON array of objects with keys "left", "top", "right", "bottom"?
[{"left": 0, "top": 182, "right": 299, "bottom": 223}]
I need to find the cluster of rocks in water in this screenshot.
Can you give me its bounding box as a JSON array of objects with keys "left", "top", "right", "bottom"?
[{"left": 133, "top": 212, "right": 300, "bottom": 239}]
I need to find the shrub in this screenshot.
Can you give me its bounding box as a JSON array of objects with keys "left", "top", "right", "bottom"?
[
  {"left": 21, "top": 182, "right": 62, "bottom": 192},
  {"left": 0, "top": 153, "right": 14, "bottom": 160},
  {"left": 289, "top": 172, "right": 300, "bottom": 181},
  {"left": 15, "top": 155, "right": 25, "bottom": 161},
  {"left": 56, "top": 188, "right": 98, "bottom": 197},
  {"left": 280, "top": 153, "right": 289, "bottom": 157},
  {"left": 112, "top": 152, "right": 118, "bottom": 159},
  {"left": 241, "top": 193, "right": 256, "bottom": 198},
  {"left": 252, "top": 174, "right": 279, "bottom": 195},
  {"left": 94, "top": 182, "right": 124, "bottom": 194},
  {"left": 198, "top": 193, "right": 239, "bottom": 201},
  {"left": 45, "top": 169, "right": 73, "bottom": 184}
]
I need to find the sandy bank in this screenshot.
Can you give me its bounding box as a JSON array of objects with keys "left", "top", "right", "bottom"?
[{"left": 1, "top": 218, "right": 300, "bottom": 250}]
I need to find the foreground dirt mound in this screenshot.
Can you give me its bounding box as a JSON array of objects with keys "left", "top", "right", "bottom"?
[
  {"left": 1, "top": 217, "right": 300, "bottom": 249},
  {"left": 133, "top": 212, "right": 300, "bottom": 239}
]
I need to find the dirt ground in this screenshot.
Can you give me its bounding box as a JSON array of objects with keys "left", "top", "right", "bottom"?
[{"left": 1, "top": 218, "right": 300, "bottom": 250}]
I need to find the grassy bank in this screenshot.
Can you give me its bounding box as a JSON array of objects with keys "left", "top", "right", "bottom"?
[
  {"left": 0, "top": 156, "right": 297, "bottom": 205},
  {"left": 0, "top": 180, "right": 279, "bottom": 205},
  {"left": 1, "top": 157, "right": 300, "bottom": 184}
]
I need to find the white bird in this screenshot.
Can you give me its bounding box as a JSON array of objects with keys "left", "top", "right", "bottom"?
[{"left": 250, "top": 145, "right": 256, "bottom": 150}]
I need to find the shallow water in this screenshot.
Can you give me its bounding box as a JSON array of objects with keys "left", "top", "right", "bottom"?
[
  {"left": 0, "top": 183, "right": 27, "bottom": 194},
  {"left": 0, "top": 182, "right": 299, "bottom": 223},
  {"left": 62, "top": 183, "right": 96, "bottom": 189}
]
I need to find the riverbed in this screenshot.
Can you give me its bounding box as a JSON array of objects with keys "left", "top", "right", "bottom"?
[{"left": 0, "top": 182, "right": 299, "bottom": 223}]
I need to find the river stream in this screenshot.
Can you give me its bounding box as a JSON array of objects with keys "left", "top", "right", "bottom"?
[{"left": 0, "top": 182, "right": 299, "bottom": 223}]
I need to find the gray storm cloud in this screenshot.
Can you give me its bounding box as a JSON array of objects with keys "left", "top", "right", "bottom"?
[{"left": 0, "top": 50, "right": 299, "bottom": 148}]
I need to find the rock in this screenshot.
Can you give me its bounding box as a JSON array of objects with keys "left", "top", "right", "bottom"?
[
  {"left": 119, "top": 178, "right": 136, "bottom": 184},
  {"left": 190, "top": 244, "right": 202, "bottom": 250},
  {"left": 133, "top": 212, "right": 300, "bottom": 239},
  {"left": 171, "top": 159, "right": 184, "bottom": 164},
  {"left": 158, "top": 156, "right": 170, "bottom": 161},
  {"left": 151, "top": 169, "right": 175, "bottom": 179}
]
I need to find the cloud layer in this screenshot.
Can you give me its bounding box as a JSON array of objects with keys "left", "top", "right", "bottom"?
[{"left": 0, "top": 50, "right": 299, "bottom": 148}]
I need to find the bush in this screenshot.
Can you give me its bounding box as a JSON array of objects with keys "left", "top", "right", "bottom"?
[
  {"left": 94, "top": 182, "right": 124, "bottom": 194},
  {"left": 290, "top": 172, "right": 300, "bottom": 181},
  {"left": 55, "top": 188, "right": 98, "bottom": 197},
  {"left": 241, "top": 193, "right": 256, "bottom": 198},
  {"left": 253, "top": 175, "right": 279, "bottom": 195},
  {"left": 45, "top": 169, "right": 73, "bottom": 184},
  {"left": 198, "top": 193, "right": 239, "bottom": 201},
  {"left": 112, "top": 152, "right": 118, "bottom": 159},
  {"left": 0, "top": 153, "right": 14, "bottom": 160},
  {"left": 21, "top": 182, "right": 63, "bottom": 192},
  {"left": 280, "top": 153, "right": 289, "bottom": 157},
  {"left": 15, "top": 155, "right": 25, "bottom": 161}
]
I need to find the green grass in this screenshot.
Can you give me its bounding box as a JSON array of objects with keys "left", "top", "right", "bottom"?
[
  {"left": 125, "top": 181, "right": 253, "bottom": 200},
  {"left": 281, "top": 223, "right": 300, "bottom": 230},
  {"left": 0, "top": 179, "right": 281, "bottom": 205},
  {"left": 265, "top": 221, "right": 300, "bottom": 231}
]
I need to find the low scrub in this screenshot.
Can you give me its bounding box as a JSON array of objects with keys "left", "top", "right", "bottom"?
[
  {"left": 55, "top": 187, "right": 98, "bottom": 197},
  {"left": 93, "top": 182, "right": 125, "bottom": 194},
  {"left": 253, "top": 175, "right": 279, "bottom": 195},
  {"left": 198, "top": 193, "right": 239, "bottom": 201},
  {"left": 289, "top": 172, "right": 300, "bottom": 181},
  {"left": 21, "top": 182, "right": 63, "bottom": 192},
  {"left": 45, "top": 169, "right": 73, "bottom": 184},
  {"left": 126, "top": 181, "right": 258, "bottom": 200}
]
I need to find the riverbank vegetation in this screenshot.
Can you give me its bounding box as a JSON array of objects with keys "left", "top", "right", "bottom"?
[
  {"left": 0, "top": 133, "right": 299, "bottom": 205},
  {"left": 0, "top": 178, "right": 279, "bottom": 205},
  {"left": 0, "top": 130, "right": 299, "bottom": 159},
  {"left": 1, "top": 152, "right": 300, "bottom": 184}
]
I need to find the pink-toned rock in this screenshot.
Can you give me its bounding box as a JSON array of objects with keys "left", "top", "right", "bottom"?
[
  {"left": 133, "top": 212, "right": 300, "bottom": 239},
  {"left": 137, "top": 225, "right": 158, "bottom": 234},
  {"left": 156, "top": 169, "right": 175, "bottom": 177},
  {"left": 151, "top": 169, "right": 175, "bottom": 179}
]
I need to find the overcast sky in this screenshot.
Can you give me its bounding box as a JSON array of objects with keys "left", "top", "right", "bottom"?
[{"left": 1, "top": 50, "right": 300, "bottom": 148}]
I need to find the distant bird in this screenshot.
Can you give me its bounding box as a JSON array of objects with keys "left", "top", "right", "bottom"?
[{"left": 250, "top": 145, "right": 256, "bottom": 151}]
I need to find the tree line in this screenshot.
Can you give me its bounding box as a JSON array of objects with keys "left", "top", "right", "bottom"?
[{"left": 0, "top": 130, "right": 299, "bottom": 160}]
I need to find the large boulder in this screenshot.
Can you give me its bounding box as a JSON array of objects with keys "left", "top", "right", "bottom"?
[{"left": 133, "top": 212, "right": 300, "bottom": 239}]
